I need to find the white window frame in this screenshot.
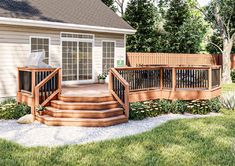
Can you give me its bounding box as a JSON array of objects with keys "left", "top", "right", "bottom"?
[
  {"left": 101, "top": 40, "right": 116, "bottom": 75},
  {"left": 29, "top": 36, "right": 51, "bottom": 65}
]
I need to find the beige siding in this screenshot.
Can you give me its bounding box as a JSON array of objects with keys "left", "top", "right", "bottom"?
[{"left": 0, "top": 25, "right": 125, "bottom": 98}]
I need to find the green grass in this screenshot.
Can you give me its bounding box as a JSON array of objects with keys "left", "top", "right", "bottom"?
[
  {"left": 0, "top": 110, "right": 235, "bottom": 166},
  {"left": 0, "top": 84, "right": 235, "bottom": 166},
  {"left": 222, "top": 83, "right": 235, "bottom": 93}
]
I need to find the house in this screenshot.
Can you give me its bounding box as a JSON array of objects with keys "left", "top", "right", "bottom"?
[
  {"left": 1, "top": 1, "right": 221, "bottom": 127},
  {"left": 0, "top": 0, "right": 135, "bottom": 99}
]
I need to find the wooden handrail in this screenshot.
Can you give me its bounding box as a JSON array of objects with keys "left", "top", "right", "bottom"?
[
  {"left": 35, "top": 68, "right": 61, "bottom": 90},
  {"left": 34, "top": 68, "right": 61, "bottom": 108},
  {"left": 109, "top": 68, "right": 130, "bottom": 118}
]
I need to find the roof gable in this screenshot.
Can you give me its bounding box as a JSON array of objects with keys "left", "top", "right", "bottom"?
[{"left": 0, "top": 0, "right": 134, "bottom": 31}]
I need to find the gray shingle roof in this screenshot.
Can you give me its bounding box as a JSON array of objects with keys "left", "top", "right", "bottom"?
[{"left": 0, "top": 0, "right": 134, "bottom": 30}]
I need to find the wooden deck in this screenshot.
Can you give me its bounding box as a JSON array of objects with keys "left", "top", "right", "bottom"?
[
  {"left": 17, "top": 65, "right": 222, "bottom": 127},
  {"left": 62, "top": 84, "right": 109, "bottom": 97}
]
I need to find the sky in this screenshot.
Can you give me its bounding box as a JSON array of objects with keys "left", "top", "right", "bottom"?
[{"left": 198, "top": 0, "right": 211, "bottom": 6}]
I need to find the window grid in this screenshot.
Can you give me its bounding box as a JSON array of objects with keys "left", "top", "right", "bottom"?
[
  {"left": 79, "top": 42, "right": 93, "bottom": 80},
  {"left": 62, "top": 41, "right": 78, "bottom": 81},
  {"left": 102, "top": 42, "right": 115, "bottom": 75},
  {"left": 31, "top": 37, "right": 49, "bottom": 64},
  {"left": 61, "top": 33, "right": 93, "bottom": 39}
]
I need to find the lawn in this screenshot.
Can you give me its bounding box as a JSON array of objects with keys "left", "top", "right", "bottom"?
[
  {"left": 0, "top": 85, "right": 235, "bottom": 166},
  {"left": 222, "top": 83, "right": 235, "bottom": 93}
]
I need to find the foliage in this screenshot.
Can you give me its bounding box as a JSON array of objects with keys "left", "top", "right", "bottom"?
[
  {"left": 1, "top": 112, "right": 235, "bottom": 165},
  {"left": 220, "top": 92, "right": 235, "bottom": 110},
  {"left": 129, "top": 98, "right": 221, "bottom": 120},
  {"left": 158, "top": 0, "right": 208, "bottom": 53},
  {"left": 231, "top": 70, "right": 235, "bottom": 83},
  {"left": 101, "top": 0, "right": 117, "bottom": 12},
  {"left": 221, "top": 83, "right": 235, "bottom": 93},
  {"left": 36, "top": 105, "right": 45, "bottom": 112},
  {"left": 124, "top": 0, "right": 156, "bottom": 52},
  {"left": 98, "top": 74, "right": 107, "bottom": 80},
  {"left": 0, "top": 99, "right": 30, "bottom": 120}
]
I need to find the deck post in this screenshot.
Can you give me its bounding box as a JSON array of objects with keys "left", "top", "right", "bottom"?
[
  {"left": 109, "top": 70, "right": 113, "bottom": 95},
  {"left": 172, "top": 67, "right": 176, "bottom": 91},
  {"left": 58, "top": 68, "right": 62, "bottom": 95},
  {"left": 31, "top": 70, "right": 36, "bottom": 120}
]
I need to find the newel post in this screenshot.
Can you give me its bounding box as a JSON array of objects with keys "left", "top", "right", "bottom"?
[
  {"left": 109, "top": 69, "right": 113, "bottom": 94},
  {"left": 172, "top": 67, "right": 176, "bottom": 91},
  {"left": 208, "top": 67, "right": 212, "bottom": 90},
  {"left": 31, "top": 70, "right": 36, "bottom": 119}
]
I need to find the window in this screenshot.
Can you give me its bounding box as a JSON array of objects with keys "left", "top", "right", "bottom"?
[
  {"left": 102, "top": 41, "right": 115, "bottom": 75},
  {"left": 61, "top": 33, "right": 93, "bottom": 39},
  {"left": 31, "top": 37, "right": 50, "bottom": 64}
]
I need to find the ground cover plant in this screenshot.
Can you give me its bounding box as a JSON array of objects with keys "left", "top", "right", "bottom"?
[
  {"left": 0, "top": 99, "right": 30, "bottom": 120},
  {"left": 130, "top": 98, "right": 221, "bottom": 120}
]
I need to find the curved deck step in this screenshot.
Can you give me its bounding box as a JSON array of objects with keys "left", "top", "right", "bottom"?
[
  {"left": 51, "top": 100, "right": 120, "bottom": 110},
  {"left": 59, "top": 95, "right": 114, "bottom": 103},
  {"left": 45, "top": 107, "right": 124, "bottom": 118},
  {"left": 36, "top": 115, "right": 128, "bottom": 127}
]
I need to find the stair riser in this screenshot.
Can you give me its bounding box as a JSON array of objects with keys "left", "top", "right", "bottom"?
[
  {"left": 36, "top": 116, "right": 128, "bottom": 127},
  {"left": 51, "top": 103, "right": 120, "bottom": 110},
  {"left": 44, "top": 110, "right": 124, "bottom": 118},
  {"left": 59, "top": 96, "right": 114, "bottom": 103}
]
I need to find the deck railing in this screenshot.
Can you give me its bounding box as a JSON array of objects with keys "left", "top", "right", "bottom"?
[
  {"left": 17, "top": 67, "right": 62, "bottom": 117},
  {"left": 115, "top": 66, "right": 221, "bottom": 92},
  {"left": 110, "top": 65, "right": 221, "bottom": 108},
  {"left": 109, "top": 68, "right": 130, "bottom": 118}
]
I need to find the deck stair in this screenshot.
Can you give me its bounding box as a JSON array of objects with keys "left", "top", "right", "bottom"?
[{"left": 36, "top": 95, "right": 128, "bottom": 127}]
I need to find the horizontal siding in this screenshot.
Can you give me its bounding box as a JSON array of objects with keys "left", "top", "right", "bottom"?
[{"left": 0, "top": 24, "right": 125, "bottom": 98}]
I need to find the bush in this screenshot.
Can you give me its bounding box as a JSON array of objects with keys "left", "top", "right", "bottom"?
[
  {"left": 231, "top": 70, "right": 235, "bottom": 83},
  {"left": 129, "top": 98, "right": 221, "bottom": 120},
  {"left": 0, "top": 99, "right": 31, "bottom": 120}
]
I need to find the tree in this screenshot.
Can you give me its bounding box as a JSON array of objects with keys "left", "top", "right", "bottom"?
[
  {"left": 115, "top": 0, "right": 125, "bottom": 16},
  {"left": 124, "top": 0, "right": 156, "bottom": 52},
  {"left": 159, "top": 0, "right": 207, "bottom": 53},
  {"left": 101, "top": 0, "right": 116, "bottom": 12},
  {"left": 201, "top": 0, "right": 235, "bottom": 83}
]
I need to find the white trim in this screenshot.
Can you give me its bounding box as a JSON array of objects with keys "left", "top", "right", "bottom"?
[
  {"left": 101, "top": 40, "right": 116, "bottom": 74},
  {"left": 29, "top": 36, "right": 51, "bottom": 65},
  {"left": 0, "top": 17, "right": 136, "bottom": 34}
]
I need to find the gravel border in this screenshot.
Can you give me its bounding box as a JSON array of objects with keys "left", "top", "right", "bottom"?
[{"left": 0, "top": 113, "right": 220, "bottom": 147}]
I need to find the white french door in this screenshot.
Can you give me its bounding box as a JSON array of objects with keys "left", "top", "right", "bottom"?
[{"left": 62, "top": 40, "right": 93, "bottom": 83}]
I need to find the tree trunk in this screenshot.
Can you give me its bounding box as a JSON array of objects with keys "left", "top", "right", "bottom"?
[{"left": 222, "top": 39, "right": 233, "bottom": 83}]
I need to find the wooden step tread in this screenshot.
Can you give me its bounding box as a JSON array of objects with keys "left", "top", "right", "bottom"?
[
  {"left": 45, "top": 107, "right": 124, "bottom": 118},
  {"left": 59, "top": 95, "right": 114, "bottom": 103},
  {"left": 51, "top": 100, "right": 120, "bottom": 110},
  {"left": 51, "top": 100, "right": 119, "bottom": 105},
  {"left": 36, "top": 115, "right": 128, "bottom": 127}
]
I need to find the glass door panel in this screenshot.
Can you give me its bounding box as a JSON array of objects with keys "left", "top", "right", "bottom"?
[
  {"left": 79, "top": 42, "right": 93, "bottom": 81},
  {"left": 62, "top": 41, "right": 78, "bottom": 81}
]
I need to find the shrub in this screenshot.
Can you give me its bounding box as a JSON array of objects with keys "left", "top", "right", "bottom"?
[
  {"left": 220, "top": 92, "right": 235, "bottom": 110},
  {"left": 129, "top": 98, "right": 221, "bottom": 120},
  {"left": 231, "top": 70, "right": 235, "bottom": 83},
  {"left": 0, "top": 99, "right": 31, "bottom": 120}
]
